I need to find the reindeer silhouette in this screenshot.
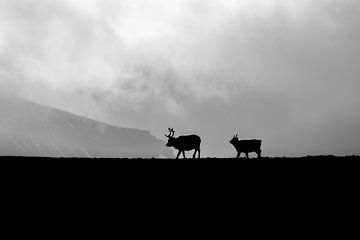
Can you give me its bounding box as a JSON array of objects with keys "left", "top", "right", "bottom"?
[
  {"left": 230, "top": 134, "right": 262, "bottom": 159},
  {"left": 165, "top": 128, "right": 201, "bottom": 159}
]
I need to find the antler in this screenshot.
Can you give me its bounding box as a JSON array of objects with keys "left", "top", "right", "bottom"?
[
  {"left": 166, "top": 128, "right": 175, "bottom": 138},
  {"left": 233, "top": 134, "right": 239, "bottom": 138},
  {"left": 165, "top": 128, "right": 172, "bottom": 138}
]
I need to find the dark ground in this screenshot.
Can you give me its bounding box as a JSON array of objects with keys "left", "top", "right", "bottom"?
[
  {"left": 2, "top": 156, "right": 358, "bottom": 198},
  {"left": 1, "top": 155, "right": 359, "bottom": 161},
  {"left": 2, "top": 155, "right": 359, "bottom": 173}
]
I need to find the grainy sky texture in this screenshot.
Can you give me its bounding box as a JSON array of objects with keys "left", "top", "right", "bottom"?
[{"left": 1, "top": 0, "right": 360, "bottom": 157}]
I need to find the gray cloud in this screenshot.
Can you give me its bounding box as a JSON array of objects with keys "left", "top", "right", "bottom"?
[{"left": 1, "top": 0, "right": 360, "bottom": 156}]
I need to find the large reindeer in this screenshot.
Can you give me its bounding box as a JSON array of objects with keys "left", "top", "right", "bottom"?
[{"left": 165, "top": 128, "right": 201, "bottom": 159}]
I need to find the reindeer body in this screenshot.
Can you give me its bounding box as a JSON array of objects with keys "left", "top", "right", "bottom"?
[
  {"left": 230, "top": 135, "right": 262, "bottom": 159},
  {"left": 165, "top": 129, "right": 201, "bottom": 159}
]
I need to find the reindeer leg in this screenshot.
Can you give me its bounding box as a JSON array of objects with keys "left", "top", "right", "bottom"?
[
  {"left": 182, "top": 151, "right": 186, "bottom": 159},
  {"left": 237, "top": 152, "right": 240, "bottom": 158},
  {"left": 176, "top": 150, "right": 181, "bottom": 159},
  {"left": 193, "top": 150, "right": 197, "bottom": 159},
  {"left": 245, "top": 153, "right": 249, "bottom": 159},
  {"left": 257, "top": 150, "right": 262, "bottom": 159},
  {"left": 198, "top": 149, "right": 201, "bottom": 159}
]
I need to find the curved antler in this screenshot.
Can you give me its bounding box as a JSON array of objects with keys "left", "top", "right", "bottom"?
[
  {"left": 166, "top": 128, "right": 175, "bottom": 138},
  {"left": 170, "top": 128, "right": 175, "bottom": 137},
  {"left": 165, "top": 128, "right": 172, "bottom": 138}
]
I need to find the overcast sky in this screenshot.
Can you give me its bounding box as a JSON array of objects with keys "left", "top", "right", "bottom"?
[{"left": 1, "top": 0, "right": 359, "bottom": 157}]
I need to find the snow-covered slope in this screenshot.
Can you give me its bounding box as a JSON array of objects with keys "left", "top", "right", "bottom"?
[{"left": 0, "top": 94, "right": 173, "bottom": 158}]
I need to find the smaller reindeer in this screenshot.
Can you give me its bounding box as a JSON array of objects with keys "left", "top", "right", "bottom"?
[
  {"left": 165, "top": 128, "right": 201, "bottom": 159},
  {"left": 230, "top": 134, "right": 262, "bottom": 159}
]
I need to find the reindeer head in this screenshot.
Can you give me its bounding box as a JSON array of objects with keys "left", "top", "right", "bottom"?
[
  {"left": 230, "top": 134, "right": 239, "bottom": 145},
  {"left": 165, "top": 128, "right": 176, "bottom": 147}
]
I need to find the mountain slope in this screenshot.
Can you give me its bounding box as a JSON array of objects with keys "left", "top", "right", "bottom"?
[{"left": 0, "top": 94, "right": 173, "bottom": 158}]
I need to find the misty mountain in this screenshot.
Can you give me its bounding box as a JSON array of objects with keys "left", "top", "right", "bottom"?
[{"left": 0, "top": 94, "right": 173, "bottom": 158}]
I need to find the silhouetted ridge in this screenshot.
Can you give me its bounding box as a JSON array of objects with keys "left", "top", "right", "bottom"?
[{"left": 0, "top": 94, "right": 173, "bottom": 158}]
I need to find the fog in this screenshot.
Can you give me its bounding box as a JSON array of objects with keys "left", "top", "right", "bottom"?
[{"left": 1, "top": 0, "right": 360, "bottom": 157}]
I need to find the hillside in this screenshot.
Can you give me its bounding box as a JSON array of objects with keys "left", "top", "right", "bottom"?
[{"left": 0, "top": 94, "right": 173, "bottom": 158}]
